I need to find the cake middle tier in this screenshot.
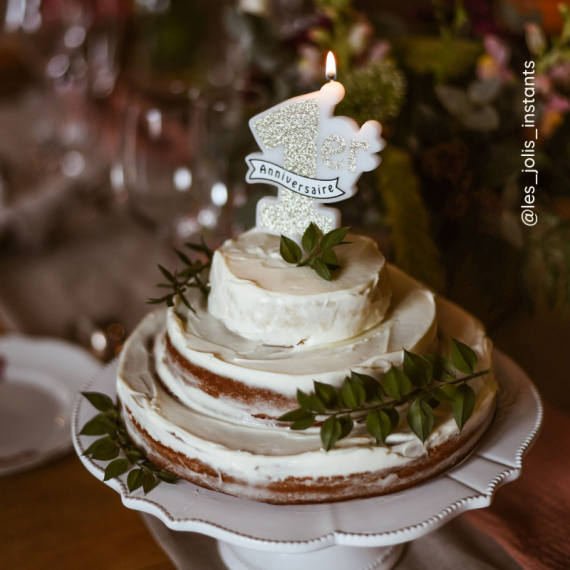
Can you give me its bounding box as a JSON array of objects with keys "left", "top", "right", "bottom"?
[
  {"left": 159, "top": 265, "right": 438, "bottom": 424},
  {"left": 208, "top": 229, "right": 392, "bottom": 347}
]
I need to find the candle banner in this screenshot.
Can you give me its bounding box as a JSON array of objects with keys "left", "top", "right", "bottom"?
[{"left": 246, "top": 159, "right": 345, "bottom": 200}]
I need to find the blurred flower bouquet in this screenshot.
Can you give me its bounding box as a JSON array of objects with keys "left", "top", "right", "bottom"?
[{"left": 225, "top": 0, "right": 570, "bottom": 326}]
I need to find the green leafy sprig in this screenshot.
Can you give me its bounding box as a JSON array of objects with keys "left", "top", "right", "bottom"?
[
  {"left": 80, "top": 393, "right": 178, "bottom": 494},
  {"left": 147, "top": 238, "right": 213, "bottom": 313},
  {"left": 278, "top": 339, "right": 489, "bottom": 451},
  {"left": 280, "top": 223, "right": 352, "bottom": 281}
]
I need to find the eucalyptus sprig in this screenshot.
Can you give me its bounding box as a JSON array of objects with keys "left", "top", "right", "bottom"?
[
  {"left": 147, "top": 238, "right": 213, "bottom": 313},
  {"left": 278, "top": 339, "right": 489, "bottom": 451},
  {"left": 280, "top": 223, "right": 352, "bottom": 281},
  {"left": 80, "top": 393, "right": 178, "bottom": 494}
]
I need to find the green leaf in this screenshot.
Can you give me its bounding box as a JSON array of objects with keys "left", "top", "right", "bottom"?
[
  {"left": 179, "top": 294, "right": 196, "bottom": 314},
  {"left": 451, "top": 339, "right": 478, "bottom": 374},
  {"left": 278, "top": 408, "right": 314, "bottom": 422},
  {"left": 166, "top": 295, "right": 175, "bottom": 307},
  {"left": 338, "top": 415, "right": 354, "bottom": 439},
  {"left": 341, "top": 376, "right": 366, "bottom": 409},
  {"left": 186, "top": 239, "right": 213, "bottom": 260},
  {"left": 308, "top": 394, "right": 325, "bottom": 414},
  {"left": 366, "top": 409, "right": 396, "bottom": 444},
  {"left": 440, "top": 356, "right": 457, "bottom": 378},
  {"left": 385, "top": 407, "right": 400, "bottom": 432},
  {"left": 141, "top": 460, "right": 160, "bottom": 472},
  {"left": 158, "top": 264, "right": 175, "bottom": 283},
  {"left": 320, "top": 416, "right": 342, "bottom": 451},
  {"left": 280, "top": 235, "right": 302, "bottom": 264},
  {"left": 80, "top": 417, "right": 112, "bottom": 436},
  {"left": 83, "top": 436, "right": 113, "bottom": 457},
  {"left": 434, "top": 384, "right": 456, "bottom": 402},
  {"left": 424, "top": 397, "right": 441, "bottom": 409},
  {"left": 104, "top": 458, "right": 129, "bottom": 481},
  {"left": 421, "top": 354, "right": 441, "bottom": 379},
  {"left": 127, "top": 468, "right": 145, "bottom": 492},
  {"left": 147, "top": 296, "right": 170, "bottom": 305},
  {"left": 312, "top": 258, "right": 332, "bottom": 281},
  {"left": 320, "top": 227, "right": 350, "bottom": 251},
  {"left": 291, "top": 415, "right": 316, "bottom": 430},
  {"left": 157, "top": 470, "right": 178, "bottom": 484},
  {"left": 321, "top": 249, "right": 338, "bottom": 267},
  {"left": 117, "top": 429, "right": 130, "bottom": 445},
  {"left": 429, "top": 355, "right": 457, "bottom": 382},
  {"left": 452, "top": 383, "right": 476, "bottom": 431},
  {"left": 421, "top": 354, "right": 456, "bottom": 382},
  {"left": 296, "top": 389, "right": 311, "bottom": 410},
  {"left": 91, "top": 439, "right": 120, "bottom": 461},
  {"left": 296, "top": 390, "right": 325, "bottom": 414},
  {"left": 302, "top": 223, "right": 320, "bottom": 255},
  {"left": 126, "top": 450, "right": 145, "bottom": 463},
  {"left": 404, "top": 350, "right": 433, "bottom": 389},
  {"left": 352, "top": 372, "right": 383, "bottom": 403},
  {"left": 314, "top": 381, "right": 340, "bottom": 410},
  {"left": 82, "top": 392, "right": 116, "bottom": 412},
  {"left": 142, "top": 472, "right": 158, "bottom": 494},
  {"left": 383, "top": 366, "right": 412, "bottom": 401},
  {"left": 174, "top": 249, "right": 192, "bottom": 266},
  {"left": 407, "top": 398, "right": 434, "bottom": 443}
]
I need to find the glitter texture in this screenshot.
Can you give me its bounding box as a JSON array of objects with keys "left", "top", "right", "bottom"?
[
  {"left": 321, "top": 134, "right": 345, "bottom": 170},
  {"left": 349, "top": 139, "right": 370, "bottom": 173},
  {"left": 255, "top": 99, "right": 319, "bottom": 178},
  {"left": 255, "top": 98, "right": 327, "bottom": 236},
  {"left": 259, "top": 190, "right": 332, "bottom": 236}
]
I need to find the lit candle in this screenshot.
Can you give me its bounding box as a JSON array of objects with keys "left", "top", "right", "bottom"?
[{"left": 246, "top": 52, "right": 385, "bottom": 238}]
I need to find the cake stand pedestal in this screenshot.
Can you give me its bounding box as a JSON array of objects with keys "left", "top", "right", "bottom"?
[
  {"left": 217, "top": 541, "right": 403, "bottom": 570},
  {"left": 73, "top": 350, "right": 542, "bottom": 570}
]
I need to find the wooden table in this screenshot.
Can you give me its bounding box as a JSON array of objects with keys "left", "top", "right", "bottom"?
[{"left": 1, "top": 454, "right": 175, "bottom": 570}]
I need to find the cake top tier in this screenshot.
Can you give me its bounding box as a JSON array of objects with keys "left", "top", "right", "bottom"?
[{"left": 207, "top": 229, "right": 392, "bottom": 347}]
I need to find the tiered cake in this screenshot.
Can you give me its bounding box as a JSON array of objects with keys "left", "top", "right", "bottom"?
[{"left": 116, "top": 228, "right": 497, "bottom": 504}]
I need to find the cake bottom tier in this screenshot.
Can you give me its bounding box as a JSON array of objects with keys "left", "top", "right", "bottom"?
[
  {"left": 116, "top": 297, "right": 497, "bottom": 505},
  {"left": 122, "top": 400, "right": 495, "bottom": 504}
]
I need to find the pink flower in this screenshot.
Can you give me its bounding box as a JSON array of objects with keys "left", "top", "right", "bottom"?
[
  {"left": 484, "top": 35, "right": 509, "bottom": 67},
  {"left": 477, "top": 35, "right": 514, "bottom": 83},
  {"left": 347, "top": 21, "right": 374, "bottom": 55},
  {"left": 549, "top": 61, "right": 570, "bottom": 87},
  {"left": 539, "top": 95, "right": 570, "bottom": 138},
  {"left": 545, "top": 93, "right": 570, "bottom": 113},
  {"left": 535, "top": 74, "right": 552, "bottom": 96},
  {"left": 368, "top": 40, "right": 391, "bottom": 63}
]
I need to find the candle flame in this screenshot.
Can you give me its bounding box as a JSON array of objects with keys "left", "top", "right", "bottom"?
[{"left": 325, "top": 51, "right": 337, "bottom": 81}]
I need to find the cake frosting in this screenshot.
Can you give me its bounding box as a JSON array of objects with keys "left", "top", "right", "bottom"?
[
  {"left": 157, "top": 264, "right": 436, "bottom": 423},
  {"left": 208, "top": 229, "right": 392, "bottom": 347},
  {"left": 117, "top": 295, "right": 495, "bottom": 503},
  {"left": 117, "top": 230, "right": 497, "bottom": 504}
]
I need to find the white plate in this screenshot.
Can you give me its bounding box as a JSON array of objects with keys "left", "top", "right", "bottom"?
[
  {"left": 0, "top": 334, "right": 101, "bottom": 476},
  {"left": 73, "top": 350, "right": 542, "bottom": 552}
]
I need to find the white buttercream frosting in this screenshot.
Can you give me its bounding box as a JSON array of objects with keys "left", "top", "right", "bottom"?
[
  {"left": 160, "top": 265, "right": 437, "bottom": 421},
  {"left": 116, "top": 295, "right": 496, "bottom": 485},
  {"left": 207, "top": 229, "right": 392, "bottom": 347}
]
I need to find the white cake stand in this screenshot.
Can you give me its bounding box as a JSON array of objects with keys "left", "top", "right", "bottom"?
[{"left": 72, "top": 350, "right": 542, "bottom": 570}]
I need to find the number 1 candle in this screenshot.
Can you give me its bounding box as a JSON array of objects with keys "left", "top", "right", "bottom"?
[{"left": 245, "top": 52, "right": 385, "bottom": 238}]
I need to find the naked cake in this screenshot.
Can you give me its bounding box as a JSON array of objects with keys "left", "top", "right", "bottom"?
[{"left": 115, "top": 228, "right": 497, "bottom": 504}]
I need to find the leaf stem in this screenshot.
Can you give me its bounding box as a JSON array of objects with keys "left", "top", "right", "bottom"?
[{"left": 318, "top": 369, "right": 490, "bottom": 419}]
